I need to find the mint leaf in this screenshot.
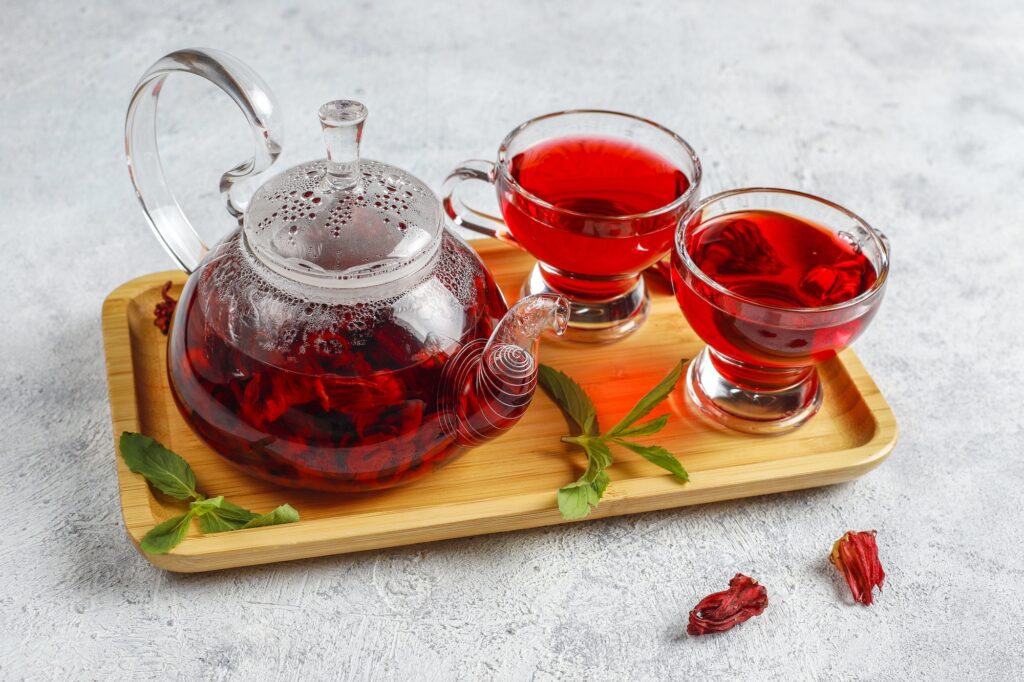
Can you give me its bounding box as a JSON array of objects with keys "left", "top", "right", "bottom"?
[
  {"left": 613, "top": 440, "right": 689, "bottom": 482},
  {"left": 189, "top": 495, "right": 225, "bottom": 516},
  {"left": 590, "top": 469, "right": 611, "bottom": 499},
  {"left": 557, "top": 473, "right": 608, "bottom": 520},
  {"left": 581, "top": 437, "right": 613, "bottom": 471},
  {"left": 612, "top": 414, "right": 669, "bottom": 438},
  {"left": 119, "top": 432, "right": 199, "bottom": 501},
  {"left": 607, "top": 361, "right": 684, "bottom": 436},
  {"left": 140, "top": 511, "right": 195, "bottom": 554},
  {"left": 241, "top": 504, "right": 300, "bottom": 529},
  {"left": 197, "top": 499, "right": 258, "bottom": 533},
  {"left": 539, "top": 364, "right": 599, "bottom": 436},
  {"left": 191, "top": 495, "right": 297, "bottom": 531},
  {"left": 557, "top": 482, "right": 593, "bottom": 519},
  {"left": 557, "top": 440, "right": 613, "bottom": 520}
]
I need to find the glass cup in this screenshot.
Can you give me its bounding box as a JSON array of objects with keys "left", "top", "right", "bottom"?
[
  {"left": 443, "top": 110, "right": 701, "bottom": 342},
  {"left": 671, "top": 188, "right": 889, "bottom": 434}
]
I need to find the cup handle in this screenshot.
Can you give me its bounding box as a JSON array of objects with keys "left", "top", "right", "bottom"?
[{"left": 442, "top": 160, "right": 519, "bottom": 246}]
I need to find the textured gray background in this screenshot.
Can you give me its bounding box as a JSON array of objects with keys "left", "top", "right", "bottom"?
[{"left": 1, "top": 0, "right": 1022, "bottom": 680}]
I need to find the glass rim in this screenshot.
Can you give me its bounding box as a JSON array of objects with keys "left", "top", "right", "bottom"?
[
  {"left": 496, "top": 109, "right": 703, "bottom": 221},
  {"left": 676, "top": 187, "right": 890, "bottom": 314}
]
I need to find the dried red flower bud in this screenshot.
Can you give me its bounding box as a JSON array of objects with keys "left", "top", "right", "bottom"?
[
  {"left": 153, "top": 281, "right": 177, "bottom": 335},
  {"left": 687, "top": 573, "right": 768, "bottom": 636},
  {"left": 830, "top": 530, "right": 885, "bottom": 605}
]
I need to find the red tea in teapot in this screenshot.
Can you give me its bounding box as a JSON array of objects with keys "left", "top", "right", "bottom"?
[
  {"left": 673, "top": 210, "right": 878, "bottom": 369},
  {"left": 167, "top": 234, "right": 552, "bottom": 492},
  {"left": 503, "top": 135, "right": 691, "bottom": 298}
]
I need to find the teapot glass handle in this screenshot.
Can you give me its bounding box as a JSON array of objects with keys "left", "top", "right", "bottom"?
[{"left": 124, "top": 48, "right": 283, "bottom": 273}]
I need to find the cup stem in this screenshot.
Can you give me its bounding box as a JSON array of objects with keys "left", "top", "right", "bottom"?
[
  {"left": 685, "top": 348, "right": 823, "bottom": 434},
  {"left": 522, "top": 263, "right": 650, "bottom": 343},
  {"left": 705, "top": 349, "right": 816, "bottom": 392}
]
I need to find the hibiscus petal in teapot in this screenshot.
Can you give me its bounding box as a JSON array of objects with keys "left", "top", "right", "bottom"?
[{"left": 125, "top": 49, "right": 568, "bottom": 492}]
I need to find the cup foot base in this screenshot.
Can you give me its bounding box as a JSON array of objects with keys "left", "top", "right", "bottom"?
[
  {"left": 521, "top": 264, "right": 649, "bottom": 343},
  {"left": 685, "top": 348, "right": 823, "bottom": 434}
]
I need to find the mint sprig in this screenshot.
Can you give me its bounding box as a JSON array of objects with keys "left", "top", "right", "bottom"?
[
  {"left": 539, "top": 360, "right": 689, "bottom": 520},
  {"left": 119, "top": 432, "right": 300, "bottom": 554}
]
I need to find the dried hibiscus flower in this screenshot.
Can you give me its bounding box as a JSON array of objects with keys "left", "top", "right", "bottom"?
[
  {"left": 153, "top": 281, "right": 177, "bottom": 335},
  {"left": 687, "top": 573, "right": 768, "bottom": 636},
  {"left": 830, "top": 530, "right": 885, "bottom": 605}
]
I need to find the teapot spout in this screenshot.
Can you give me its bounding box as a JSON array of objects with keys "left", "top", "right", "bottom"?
[
  {"left": 441, "top": 294, "right": 569, "bottom": 446},
  {"left": 485, "top": 293, "right": 570, "bottom": 368}
]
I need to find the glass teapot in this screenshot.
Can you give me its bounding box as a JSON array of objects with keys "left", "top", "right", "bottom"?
[{"left": 125, "top": 49, "right": 568, "bottom": 492}]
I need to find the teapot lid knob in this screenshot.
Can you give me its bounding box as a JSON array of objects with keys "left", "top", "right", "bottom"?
[{"left": 318, "top": 100, "right": 367, "bottom": 191}]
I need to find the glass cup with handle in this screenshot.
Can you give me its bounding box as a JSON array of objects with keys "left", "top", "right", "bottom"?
[
  {"left": 671, "top": 188, "right": 890, "bottom": 434},
  {"left": 443, "top": 110, "right": 702, "bottom": 342}
]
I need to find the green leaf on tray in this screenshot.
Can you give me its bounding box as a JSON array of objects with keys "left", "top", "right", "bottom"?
[
  {"left": 189, "top": 495, "right": 225, "bottom": 515},
  {"left": 542, "top": 360, "right": 689, "bottom": 520},
  {"left": 611, "top": 414, "right": 669, "bottom": 438},
  {"left": 581, "top": 437, "right": 614, "bottom": 472},
  {"left": 140, "top": 511, "right": 196, "bottom": 554},
  {"left": 119, "top": 432, "right": 300, "bottom": 553},
  {"left": 539, "top": 364, "right": 599, "bottom": 436},
  {"left": 197, "top": 499, "right": 259, "bottom": 534},
  {"left": 613, "top": 440, "right": 689, "bottom": 482},
  {"left": 558, "top": 470, "right": 611, "bottom": 520},
  {"left": 241, "top": 504, "right": 301, "bottom": 529},
  {"left": 120, "top": 432, "right": 199, "bottom": 500},
  {"left": 607, "top": 360, "right": 684, "bottom": 437}
]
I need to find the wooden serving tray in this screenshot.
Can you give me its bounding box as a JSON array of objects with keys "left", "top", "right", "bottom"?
[{"left": 103, "top": 239, "right": 897, "bottom": 572}]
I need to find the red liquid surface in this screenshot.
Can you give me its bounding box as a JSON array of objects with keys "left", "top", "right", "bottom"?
[
  {"left": 168, "top": 234, "right": 517, "bottom": 492},
  {"left": 504, "top": 135, "right": 691, "bottom": 299},
  {"left": 672, "top": 210, "right": 880, "bottom": 372}
]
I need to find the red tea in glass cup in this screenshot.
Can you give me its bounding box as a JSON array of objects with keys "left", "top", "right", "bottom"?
[
  {"left": 444, "top": 111, "right": 701, "bottom": 342},
  {"left": 671, "top": 189, "right": 889, "bottom": 434}
]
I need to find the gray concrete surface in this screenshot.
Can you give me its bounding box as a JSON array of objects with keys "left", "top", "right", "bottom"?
[{"left": 2, "top": 1, "right": 1022, "bottom": 679}]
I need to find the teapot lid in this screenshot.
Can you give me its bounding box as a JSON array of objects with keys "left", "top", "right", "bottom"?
[{"left": 243, "top": 100, "right": 443, "bottom": 288}]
